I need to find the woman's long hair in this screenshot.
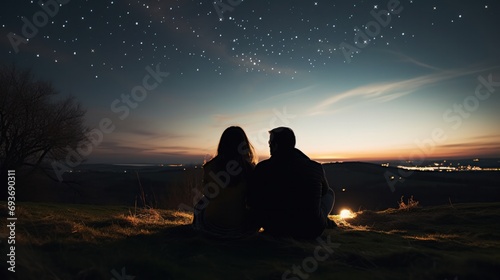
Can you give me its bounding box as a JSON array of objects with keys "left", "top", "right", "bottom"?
[{"left": 216, "top": 126, "right": 257, "bottom": 167}]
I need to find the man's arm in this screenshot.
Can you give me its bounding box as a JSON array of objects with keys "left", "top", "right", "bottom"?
[{"left": 320, "top": 165, "right": 329, "bottom": 196}]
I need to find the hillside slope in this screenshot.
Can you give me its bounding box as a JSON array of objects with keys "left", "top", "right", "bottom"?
[{"left": 1, "top": 202, "right": 499, "bottom": 279}]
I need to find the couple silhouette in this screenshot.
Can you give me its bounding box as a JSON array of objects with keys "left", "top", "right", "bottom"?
[{"left": 193, "top": 126, "right": 335, "bottom": 239}]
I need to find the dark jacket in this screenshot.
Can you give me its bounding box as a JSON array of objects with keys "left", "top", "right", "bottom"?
[{"left": 248, "top": 148, "right": 329, "bottom": 238}]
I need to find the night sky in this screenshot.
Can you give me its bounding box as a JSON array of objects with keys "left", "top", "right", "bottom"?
[{"left": 1, "top": 0, "right": 499, "bottom": 164}]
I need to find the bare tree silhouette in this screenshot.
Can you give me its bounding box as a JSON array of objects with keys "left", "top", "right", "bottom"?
[{"left": 0, "top": 65, "right": 89, "bottom": 181}]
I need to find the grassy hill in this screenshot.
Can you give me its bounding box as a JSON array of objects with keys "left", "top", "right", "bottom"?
[{"left": 1, "top": 202, "right": 499, "bottom": 279}]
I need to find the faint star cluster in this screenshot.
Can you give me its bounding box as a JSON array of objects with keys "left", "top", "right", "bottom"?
[{"left": 1, "top": 0, "right": 496, "bottom": 81}]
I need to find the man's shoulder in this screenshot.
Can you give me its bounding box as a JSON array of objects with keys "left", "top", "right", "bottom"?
[
  {"left": 297, "top": 158, "right": 325, "bottom": 178},
  {"left": 308, "top": 159, "right": 323, "bottom": 169},
  {"left": 255, "top": 158, "right": 272, "bottom": 169},
  {"left": 292, "top": 149, "right": 322, "bottom": 166}
]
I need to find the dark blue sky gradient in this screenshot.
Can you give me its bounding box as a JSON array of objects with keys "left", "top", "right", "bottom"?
[{"left": 1, "top": 0, "right": 499, "bottom": 163}]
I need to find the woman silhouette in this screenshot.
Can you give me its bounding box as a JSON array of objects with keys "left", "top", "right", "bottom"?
[{"left": 193, "top": 126, "right": 258, "bottom": 237}]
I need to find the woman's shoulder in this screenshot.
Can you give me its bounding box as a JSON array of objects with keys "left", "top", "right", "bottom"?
[
  {"left": 203, "top": 156, "right": 225, "bottom": 171},
  {"left": 203, "top": 157, "right": 214, "bottom": 167},
  {"left": 204, "top": 157, "right": 256, "bottom": 179},
  {"left": 203, "top": 158, "right": 214, "bottom": 170},
  {"left": 205, "top": 156, "right": 255, "bottom": 167}
]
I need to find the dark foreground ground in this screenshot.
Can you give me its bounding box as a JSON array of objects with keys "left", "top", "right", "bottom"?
[{"left": 1, "top": 202, "right": 499, "bottom": 280}]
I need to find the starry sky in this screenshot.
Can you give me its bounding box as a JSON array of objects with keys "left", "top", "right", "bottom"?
[{"left": 1, "top": 0, "right": 500, "bottom": 164}]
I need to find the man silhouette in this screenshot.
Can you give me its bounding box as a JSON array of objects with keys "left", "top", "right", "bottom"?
[{"left": 249, "top": 127, "right": 335, "bottom": 239}]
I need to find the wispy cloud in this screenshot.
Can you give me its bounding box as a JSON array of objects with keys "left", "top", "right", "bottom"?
[
  {"left": 384, "top": 50, "right": 443, "bottom": 71},
  {"left": 98, "top": 141, "right": 204, "bottom": 156},
  {"left": 436, "top": 141, "right": 500, "bottom": 157},
  {"left": 98, "top": 141, "right": 148, "bottom": 153},
  {"left": 125, "top": 128, "right": 187, "bottom": 140},
  {"left": 256, "top": 85, "right": 316, "bottom": 105},
  {"left": 310, "top": 67, "right": 494, "bottom": 115}
]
